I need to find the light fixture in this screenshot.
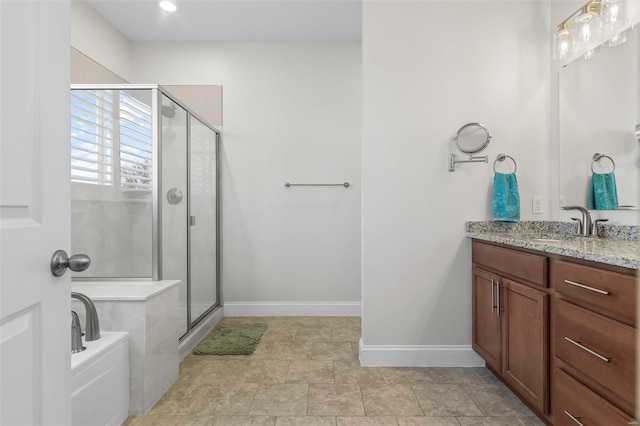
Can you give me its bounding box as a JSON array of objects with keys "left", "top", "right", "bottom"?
[
  {"left": 574, "top": 10, "right": 601, "bottom": 52},
  {"left": 159, "top": 1, "right": 177, "bottom": 12},
  {"left": 553, "top": 25, "right": 573, "bottom": 60},
  {"left": 552, "top": 0, "right": 630, "bottom": 62},
  {"left": 583, "top": 45, "right": 601, "bottom": 59},
  {"left": 607, "top": 28, "right": 628, "bottom": 46},
  {"left": 601, "top": 0, "right": 627, "bottom": 32}
]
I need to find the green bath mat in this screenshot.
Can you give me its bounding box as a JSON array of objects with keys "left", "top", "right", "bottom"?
[{"left": 193, "top": 323, "right": 267, "bottom": 355}]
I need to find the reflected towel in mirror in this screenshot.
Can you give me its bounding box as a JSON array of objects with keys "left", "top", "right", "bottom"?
[
  {"left": 588, "top": 172, "right": 618, "bottom": 210},
  {"left": 492, "top": 172, "right": 520, "bottom": 222}
]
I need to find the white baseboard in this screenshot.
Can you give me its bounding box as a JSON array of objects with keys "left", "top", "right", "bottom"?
[
  {"left": 359, "top": 338, "right": 485, "bottom": 367},
  {"left": 178, "top": 306, "right": 224, "bottom": 360},
  {"left": 223, "top": 301, "right": 361, "bottom": 317}
]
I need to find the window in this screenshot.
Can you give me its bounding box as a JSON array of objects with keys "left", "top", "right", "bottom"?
[{"left": 70, "top": 89, "right": 153, "bottom": 190}]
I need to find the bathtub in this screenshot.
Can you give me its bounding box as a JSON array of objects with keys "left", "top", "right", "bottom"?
[
  {"left": 71, "top": 331, "right": 129, "bottom": 426},
  {"left": 71, "top": 280, "right": 181, "bottom": 415}
]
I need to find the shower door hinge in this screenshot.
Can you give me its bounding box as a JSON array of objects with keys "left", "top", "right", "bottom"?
[{"left": 189, "top": 216, "right": 196, "bottom": 226}]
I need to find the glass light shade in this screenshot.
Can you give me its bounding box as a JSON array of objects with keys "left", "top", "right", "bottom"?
[
  {"left": 601, "top": 0, "right": 627, "bottom": 32},
  {"left": 553, "top": 29, "right": 573, "bottom": 60},
  {"left": 574, "top": 12, "right": 601, "bottom": 51},
  {"left": 583, "top": 45, "right": 601, "bottom": 59},
  {"left": 607, "top": 28, "right": 628, "bottom": 46}
]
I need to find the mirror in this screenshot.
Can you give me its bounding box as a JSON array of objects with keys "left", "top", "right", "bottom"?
[
  {"left": 448, "top": 122, "right": 491, "bottom": 172},
  {"left": 454, "top": 122, "right": 491, "bottom": 154},
  {"left": 559, "top": 29, "right": 640, "bottom": 210}
]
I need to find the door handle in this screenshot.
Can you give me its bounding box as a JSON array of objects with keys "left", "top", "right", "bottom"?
[
  {"left": 563, "top": 410, "right": 585, "bottom": 426},
  {"left": 50, "top": 250, "right": 91, "bottom": 277},
  {"left": 564, "top": 337, "right": 610, "bottom": 362},
  {"left": 490, "top": 278, "right": 495, "bottom": 313},
  {"left": 496, "top": 279, "right": 501, "bottom": 316},
  {"left": 563, "top": 279, "right": 609, "bottom": 295}
]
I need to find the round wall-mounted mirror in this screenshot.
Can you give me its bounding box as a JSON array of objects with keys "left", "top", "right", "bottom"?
[{"left": 453, "top": 122, "right": 491, "bottom": 154}]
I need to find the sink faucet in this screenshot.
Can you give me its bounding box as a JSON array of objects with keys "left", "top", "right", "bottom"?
[
  {"left": 71, "top": 292, "right": 100, "bottom": 341},
  {"left": 562, "top": 206, "right": 593, "bottom": 236}
]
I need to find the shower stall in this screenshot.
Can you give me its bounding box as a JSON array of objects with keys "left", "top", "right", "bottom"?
[{"left": 69, "top": 84, "right": 220, "bottom": 339}]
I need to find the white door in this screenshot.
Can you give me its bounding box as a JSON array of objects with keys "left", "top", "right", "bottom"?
[{"left": 1, "top": 1, "right": 72, "bottom": 425}]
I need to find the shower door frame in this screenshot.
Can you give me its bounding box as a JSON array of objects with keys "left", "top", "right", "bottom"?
[
  {"left": 69, "top": 84, "right": 222, "bottom": 335},
  {"left": 159, "top": 86, "right": 222, "bottom": 334},
  {"left": 179, "top": 93, "right": 222, "bottom": 333}
]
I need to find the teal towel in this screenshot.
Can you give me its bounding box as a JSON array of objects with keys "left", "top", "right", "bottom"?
[
  {"left": 492, "top": 172, "right": 520, "bottom": 222},
  {"left": 588, "top": 172, "right": 618, "bottom": 210}
]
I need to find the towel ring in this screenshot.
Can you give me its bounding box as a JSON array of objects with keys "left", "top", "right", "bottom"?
[
  {"left": 493, "top": 153, "right": 517, "bottom": 173},
  {"left": 591, "top": 153, "right": 615, "bottom": 173}
]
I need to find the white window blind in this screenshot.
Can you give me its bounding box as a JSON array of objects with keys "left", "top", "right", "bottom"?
[
  {"left": 70, "top": 90, "right": 153, "bottom": 190},
  {"left": 70, "top": 90, "right": 114, "bottom": 185}
]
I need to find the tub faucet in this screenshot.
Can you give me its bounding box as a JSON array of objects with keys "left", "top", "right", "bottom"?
[
  {"left": 71, "top": 292, "right": 100, "bottom": 341},
  {"left": 562, "top": 205, "right": 592, "bottom": 236},
  {"left": 71, "top": 311, "right": 85, "bottom": 353}
]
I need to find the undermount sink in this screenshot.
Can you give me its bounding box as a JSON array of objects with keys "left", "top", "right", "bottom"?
[
  {"left": 532, "top": 234, "right": 598, "bottom": 243},
  {"left": 532, "top": 238, "right": 563, "bottom": 243}
]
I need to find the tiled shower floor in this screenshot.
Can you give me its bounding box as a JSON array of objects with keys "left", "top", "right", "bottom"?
[{"left": 124, "top": 316, "right": 543, "bottom": 425}]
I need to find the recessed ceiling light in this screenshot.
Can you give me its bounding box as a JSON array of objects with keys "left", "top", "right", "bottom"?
[{"left": 159, "top": 1, "right": 177, "bottom": 12}]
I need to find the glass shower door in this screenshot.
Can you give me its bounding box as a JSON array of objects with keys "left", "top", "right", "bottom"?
[
  {"left": 160, "top": 94, "right": 189, "bottom": 338},
  {"left": 189, "top": 116, "right": 218, "bottom": 323}
]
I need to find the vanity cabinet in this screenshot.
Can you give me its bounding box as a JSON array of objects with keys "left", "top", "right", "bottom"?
[
  {"left": 552, "top": 258, "right": 637, "bottom": 419},
  {"left": 471, "top": 239, "right": 638, "bottom": 425},
  {"left": 472, "top": 241, "right": 550, "bottom": 415}
]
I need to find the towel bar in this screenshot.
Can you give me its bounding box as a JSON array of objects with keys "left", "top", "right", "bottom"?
[{"left": 284, "top": 182, "right": 350, "bottom": 188}]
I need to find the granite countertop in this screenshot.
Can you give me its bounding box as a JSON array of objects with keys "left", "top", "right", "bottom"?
[{"left": 466, "top": 221, "right": 639, "bottom": 270}]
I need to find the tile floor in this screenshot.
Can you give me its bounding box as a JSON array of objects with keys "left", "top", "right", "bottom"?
[{"left": 124, "top": 317, "right": 544, "bottom": 426}]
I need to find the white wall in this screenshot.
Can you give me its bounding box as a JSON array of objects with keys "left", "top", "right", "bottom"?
[
  {"left": 71, "top": 48, "right": 128, "bottom": 84},
  {"left": 132, "top": 43, "right": 362, "bottom": 312},
  {"left": 70, "top": 0, "right": 132, "bottom": 81},
  {"left": 360, "top": 1, "right": 551, "bottom": 365}
]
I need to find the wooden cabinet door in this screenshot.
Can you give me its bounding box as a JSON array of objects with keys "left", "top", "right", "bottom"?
[
  {"left": 472, "top": 267, "right": 501, "bottom": 371},
  {"left": 501, "top": 278, "right": 549, "bottom": 414}
]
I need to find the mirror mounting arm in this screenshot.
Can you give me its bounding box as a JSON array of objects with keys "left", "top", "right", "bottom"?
[{"left": 448, "top": 154, "right": 488, "bottom": 172}]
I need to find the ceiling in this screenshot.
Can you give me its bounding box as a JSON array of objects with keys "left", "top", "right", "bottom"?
[{"left": 86, "top": 0, "right": 362, "bottom": 42}]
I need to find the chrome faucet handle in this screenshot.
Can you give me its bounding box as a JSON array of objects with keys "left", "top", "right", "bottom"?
[
  {"left": 71, "top": 311, "right": 85, "bottom": 354},
  {"left": 591, "top": 218, "right": 609, "bottom": 237},
  {"left": 570, "top": 217, "right": 584, "bottom": 234}
]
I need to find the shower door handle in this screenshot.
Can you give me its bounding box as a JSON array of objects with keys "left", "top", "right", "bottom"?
[{"left": 189, "top": 216, "right": 196, "bottom": 226}]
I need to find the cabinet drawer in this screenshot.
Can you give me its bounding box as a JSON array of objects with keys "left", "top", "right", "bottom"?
[
  {"left": 555, "top": 299, "right": 635, "bottom": 407},
  {"left": 472, "top": 241, "right": 547, "bottom": 287},
  {"left": 553, "top": 259, "right": 636, "bottom": 321},
  {"left": 555, "top": 368, "right": 632, "bottom": 426}
]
